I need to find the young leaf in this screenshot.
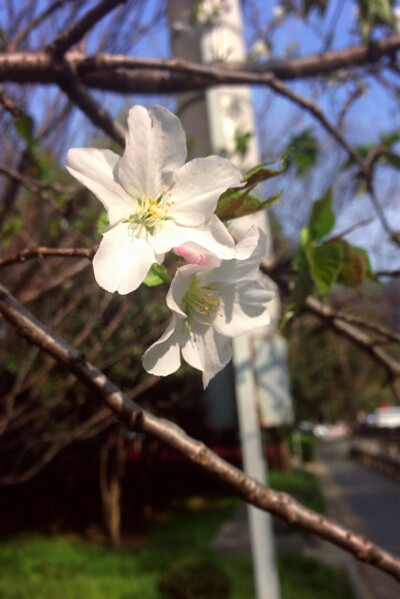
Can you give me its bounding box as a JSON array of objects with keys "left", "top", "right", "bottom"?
[
  {"left": 306, "top": 242, "right": 344, "bottom": 297},
  {"left": 382, "top": 151, "right": 400, "bottom": 170},
  {"left": 289, "top": 251, "right": 314, "bottom": 309},
  {"left": 337, "top": 242, "right": 374, "bottom": 288},
  {"left": 215, "top": 160, "right": 285, "bottom": 221},
  {"left": 241, "top": 160, "right": 286, "bottom": 185},
  {"left": 216, "top": 190, "right": 282, "bottom": 221},
  {"left": 14, "top": 113, "right": 35, "bottom": 143},
  {"left": 285, "top": 129, "right": 318, "bottom": 176},
  {"left": 308, "top": 189, "right": 335, "bottom": 242}
]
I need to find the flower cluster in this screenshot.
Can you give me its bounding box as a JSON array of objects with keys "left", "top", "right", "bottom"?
[{"left": 66, "top": 105, "right": 273, "bottom": 387}]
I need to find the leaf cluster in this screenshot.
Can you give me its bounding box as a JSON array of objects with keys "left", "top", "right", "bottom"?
[{"left": 288, "top": 189, "right": 373, "bottom": 314}]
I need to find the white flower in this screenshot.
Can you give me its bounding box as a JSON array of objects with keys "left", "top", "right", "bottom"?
[
  {"left": 251, "top": 40, "right": 271, "bottom": 60},
  {"left": 142, "top": 226, "right": 274, "bottom": 388},
  {"left": 66, "top": 105, "right": 242, "bottom": 294},
  {"left": 273, "top": 5, "right": 285, "bottom": 21}
]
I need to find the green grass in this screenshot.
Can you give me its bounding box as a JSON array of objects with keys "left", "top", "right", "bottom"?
[
  {"left": 279, "top": 555, "right": 354, "bottom": 599},
  {"left": 269, "top": 469, "right": 326, "bottom": 514},
  {"left": 0, "top": 482, "right": 351, "bottom": 599}
]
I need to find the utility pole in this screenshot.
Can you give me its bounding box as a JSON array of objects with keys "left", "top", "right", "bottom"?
[{"left": 167, "top": 2, "right": 292, "bottom": 598}]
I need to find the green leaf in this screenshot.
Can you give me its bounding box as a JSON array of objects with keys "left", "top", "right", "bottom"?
[
  {"left": 337, "top": 242, "right": 374, "bottom": 288},
  {"left": 216, "top": 189, "right": 282, "bottom": 221},
  {"left": 241, "top": 160, "right": 287, "bottom": 185},
  {"left": 380, "top": 131, "right": 400, "bottom": 146},
  {"left": 381, "top": 151, "right": 400, "bottom": 170},
  {"left": 289, "top": 251, "right": 314, "bottom": 309},
  {"left": 143, "top": 264, "right": 171, "bottom": 287},
  {"left": 285, "top": 129, "right": 318, "bottom": 176},
  {"left": 306, "top": 242, "right": 344, "bottom": 297},
  {"left": 14, "top": 113, "right": 35, "bottom": 143},
  {"left": 97, "top": 213, "right": 109, "bottom": 235},
  {"left": 308, "top": 189, "right": 335, "bottom": 242},
  {"left": 356, "top": 0, "right": 396, "bottom": 41},
  {"left": 215, "top": 160, "right": 285, "bottom": 221}
]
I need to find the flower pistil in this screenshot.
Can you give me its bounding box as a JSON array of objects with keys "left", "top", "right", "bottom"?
[{"left": 126, "top": 191, "right": 175, "bottom": 236}]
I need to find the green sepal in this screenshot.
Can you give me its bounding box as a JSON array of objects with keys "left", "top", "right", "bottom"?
[
  {"left": 143, "top": 264, "right": 171, "bottom": 287},
  {"left": 97, "top": 213, "right": 110, "bottom": 235}
]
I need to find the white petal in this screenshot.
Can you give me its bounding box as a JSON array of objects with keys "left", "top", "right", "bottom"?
[
  {"left": 66, "top": 148, "right": 133, "bottom": 226},
  {"left": 233, "top": 225, "right": 261, "bottom": 260},
  {"left": 151, "top": 216, "right": 235, "bottom": 259},
  {"left": 141, "top": 315, "right": 183, "bottom": 376},
  {"left": 237, "top": 280, "right": 275, "bottom": 305},
  {"left": 182, "top": 322, "right": 232, "bottom": 388},
  {"left": 213, "top": 283, "right": 271, "bottom": 337},
  {"left": 166, "top": 264, "right": 199, "bottom": 318},
  {"left": 118, "top": 105, "right": 187, "bottom": 199},
  {"left": 93, "top": 223, "right": 158, "bottom": 294},
  {"left": 181, "top": 324, "right": 206, "bottom": 372},
  {"left": 169, "top": 156, "right": 243, "bottom": 226},
  {"left": 200, "top": 226, "right": 266, "bottom": 286}
]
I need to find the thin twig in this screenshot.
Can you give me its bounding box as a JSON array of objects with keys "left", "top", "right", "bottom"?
[
  {"left": 0, "top": 246, "right": 94, "bottom": 269},
  {"left": 8, "top": 0, "right": 70, "bottom": 52},
  {"left": 54, "top": 60, "right": 125, "bottom": 146},
  {"left": 0, "top": 86, "right": 23, "bottom": 118},
  {"left": 46, "top": 0, "right": 126, "bottom": 57}
]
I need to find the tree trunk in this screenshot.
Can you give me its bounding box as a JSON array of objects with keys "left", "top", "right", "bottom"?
[{"left": 99, "top": 429, "right": 126, "bottom": 546}]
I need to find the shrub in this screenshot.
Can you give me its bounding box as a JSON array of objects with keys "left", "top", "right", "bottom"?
[
  {"left": 158, "top": 556, "right": 231, "bottom": 599},
  {"left": 290, "top": 433, "right": 316, "bottom": 462}
]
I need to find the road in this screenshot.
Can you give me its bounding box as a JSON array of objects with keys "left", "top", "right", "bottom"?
[{"left": 317, "top": 440, "right": 400, "bottom": 599}]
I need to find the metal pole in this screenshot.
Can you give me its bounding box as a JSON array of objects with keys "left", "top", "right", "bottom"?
[{"left": 167, "top": 2, "right": 287, "bottom": 598}]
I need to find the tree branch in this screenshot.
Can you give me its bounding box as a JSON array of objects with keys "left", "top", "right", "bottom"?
[
  {"left": 45, "top": 0, "right": 126, "bottom": 58},
  {"left": 304, "top": 296, "right": 400, "bottom": 401},
  {"left": 53, "top": 59, "right": 126, "bottom": 146},
  {"left": 0, "top": 246, "right": 94, "bottom": 269},
  {"left": 8, "top": 0, "right": 70, "bottom": 52},
  {"left": 2, "top": 33, "right": 400, "bottom": 92},
  {"left": 0, "top": 281, "right": 400, "bottom": 582}
]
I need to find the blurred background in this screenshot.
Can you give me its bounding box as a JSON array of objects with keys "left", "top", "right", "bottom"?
[{"left": 0, "top": 1, "right": 399, "bottom": 598}]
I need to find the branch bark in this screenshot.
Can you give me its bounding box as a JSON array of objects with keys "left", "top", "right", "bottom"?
[
  {"left": 0, "top": 281, "right": 400, "bottom": 583},
  {"left": 1, "top": 33, "right": 400, "bottom": 92}
]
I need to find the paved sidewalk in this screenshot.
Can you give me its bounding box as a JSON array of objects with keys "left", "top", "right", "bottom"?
[
  {"left": 315, "top": 442, "right": 400, "bottom": 599},
  {"left": 212, "top": 447, "right": 400, "bottom": 599},
  {"left": 212, "top": 500, "right": 368, "bottom": 599}
]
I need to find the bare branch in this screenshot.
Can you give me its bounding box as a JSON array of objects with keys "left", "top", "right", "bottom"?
[
  {"left": 46, "top": 0, "right": 127, "bottom": 57},
  {"left": 1, "top": 282, "right": 400, "bottom": 582},
  {"left": 8, "top": 0, "right": 70, "bottom": 52},
  {"left": 304, "top": 296, "right": 400, "bottom": 401},
  {"left": 54, "top": 60, "right": 126, "bottom": 146},
  {"left": 2, "top": 33, "right": 400, "bottom": 92},
  {"left": 265, "top": 75, "right": 365, "bottom": 171},
  {"left": 0, "top": 246, "right": 94, "bottom": 269},
  {"left": 18, "top": 259, "right": 91, "bottom": 304},
  {"left": 0, "top": 86, "right": 23, "bottom": 118}
]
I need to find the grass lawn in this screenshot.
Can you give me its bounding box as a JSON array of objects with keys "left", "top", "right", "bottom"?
[
  {"left": 0, "top": 471, "right": 352, "bottom": 599},
  {"left": 269, "top": 468, "right": 326, "bottom": 514}
]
